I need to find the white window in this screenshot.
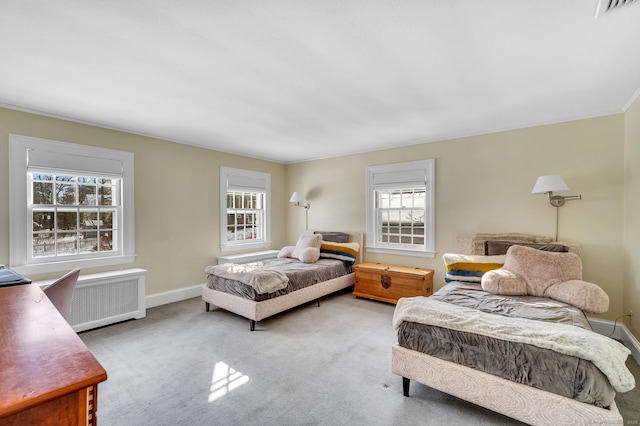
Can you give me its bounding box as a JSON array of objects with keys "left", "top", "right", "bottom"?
[
  {"left": 9, "top": 134, "right": 135, "bottom": 275},
  {"left": 366, "top": 159, "right": 435, "bottom": 258},
  {"left": 220, "top": 167, "right": 271, "bottom": 252}
]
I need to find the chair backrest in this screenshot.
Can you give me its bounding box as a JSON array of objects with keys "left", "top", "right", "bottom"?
[{"left": 44, "top": 268, "right": 81, "bottom": 321}]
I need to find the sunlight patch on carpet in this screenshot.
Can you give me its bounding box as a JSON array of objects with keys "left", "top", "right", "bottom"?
[{"left": 209, "top": 361, "right": 250, "bottom": 403}]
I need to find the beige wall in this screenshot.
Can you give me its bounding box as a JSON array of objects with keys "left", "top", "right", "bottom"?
[
  {"left": 0, "top": 107, "right": 633, "bottom": 325},
  {"left": 286, "top": 115, "right": 626, "bottom": 321},
  {"left": 0, "top": 108, "right": 288, "bottom": 294},
  {"left": 624, "top": 95, "right": 640, "bottom": 336}
]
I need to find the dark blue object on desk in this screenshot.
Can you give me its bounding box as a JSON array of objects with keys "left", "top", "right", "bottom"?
[{"left": 0, "top": 265, "right": 32, "bottom": 287}]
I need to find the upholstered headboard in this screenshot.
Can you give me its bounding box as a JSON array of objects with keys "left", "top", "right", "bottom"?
[
  {"left": 313, "top": 231, "right": 364, "bottom": 265},
  {"left": 456, "top": 233, "right": 582, "bottom": 257}
]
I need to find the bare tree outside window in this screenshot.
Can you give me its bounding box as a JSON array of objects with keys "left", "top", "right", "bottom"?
[{"left": 30, "top": 172, "right": 119, "bottom": 258}]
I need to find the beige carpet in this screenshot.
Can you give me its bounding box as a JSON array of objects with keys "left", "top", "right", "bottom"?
[{"left": 80, "top": 291, "right": 639, "bottom": 425}]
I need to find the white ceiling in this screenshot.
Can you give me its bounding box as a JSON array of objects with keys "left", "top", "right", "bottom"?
[{"left": 2, "top": 1, "right": 640, "bottom": 164}]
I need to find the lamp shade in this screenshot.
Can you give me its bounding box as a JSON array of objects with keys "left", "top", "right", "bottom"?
[
  {"left": 531, "top": 175, "right": 570, "bottom": 194},
  {"left": 289, "top": 192, "right": 307, "bottom": 203}
]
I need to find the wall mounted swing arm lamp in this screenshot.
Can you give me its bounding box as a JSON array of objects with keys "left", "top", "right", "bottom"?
[
  {"left": 531, "top": 175, "right": 581, "bottom": 241},
  {"left": 289, "top": 192, "right": 310, "bottom": 230},
  {"left": 531, "top": 175, "right": 582, "bottom": 207}
]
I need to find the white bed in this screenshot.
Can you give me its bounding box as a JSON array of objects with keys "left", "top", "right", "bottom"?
[
  {"left": 392, "top": 344, "right": 623, "bottom": 425},
  {"left": 391, "top": 233, "right": 627, "bottom": 425},
  {"left": 202, "top": 232, "right": 362, "bottom": 330}
]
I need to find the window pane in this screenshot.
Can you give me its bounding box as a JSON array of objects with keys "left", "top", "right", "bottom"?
[
  {"left": 411, "top": 209, "right": 424, "bottom": 225},
  {"left": 57, "top": 211, "right": 77, "bottom": 230},
  {"left": 227, "top": 226, "right": 236, "bottom": 241},
  {"left": 402, "top": 191, "right": 413, "bottom": 207},
  {"left": 33, "top": 211, "right": 54, "bottom": 231},
  {"left": 100, "top": 211, "right": 114, "bottom": 228},
  {"left": 80, "top": 212, "right": 99, "bottom": 230},
  {"left": 79, "top": 232, "right": 98, "bottom": 253},
  {"left": 379, "top": 192, "right": 389, "bottom": 209},
  {"left": 100, "top": 231, "right": 114, "bottom": 252},
  {"left": 98, "top": 185, "right": 112, "bottom": 205},
  {"left": 33, "top": 181, "right": 53, "bottom": 204},
  {"left": 56, "top": 232, "right": 77, "bottom": 255},
  {"left": 79, "top": 184, "right": 97, "bottom": 205},
  {"left": 55, "top": 176, "right": 76, "bottom": 204},
  {"left": 227, "top": 194, "right": 233, "bottom": 208},
  {"left": 33, "top": 233, "right": 55, "bottom": 257},
  {"left": 33, "top": 173, "right": 53, "bottom": 181}
]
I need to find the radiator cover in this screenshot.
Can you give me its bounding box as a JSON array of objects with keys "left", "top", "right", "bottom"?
[{"left": 41, "top": 268, "right": 147, "bottom": 332}]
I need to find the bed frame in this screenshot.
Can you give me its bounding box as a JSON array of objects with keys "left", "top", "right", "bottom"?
[
  {"left": 391, "top": 232, "right": 624, "bottom": 425},
  {"left": 202, "top": 232, "right": 363, "bottom": 330},
  {"left": 392, "top": 345, "right": 623, "bottom": 425}
]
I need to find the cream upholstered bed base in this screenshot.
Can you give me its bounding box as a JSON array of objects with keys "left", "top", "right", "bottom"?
[
  {"left": 392, "top": 344, "right": 623, "bottom": 425},
  {"left": 202, "top": 273, "right": 354, "bottom": 330},
  {"left": 202, "top": 232, "right": 362, "bottom": 330},
  {"left": 392, "top": 232, "right": 621, "bottom": 424}
]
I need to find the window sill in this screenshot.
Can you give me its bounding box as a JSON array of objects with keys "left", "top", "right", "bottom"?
[
  {"left": 220, "top": 241, "right": 272, "bottom": 253},
  {"left": 10, "top": 254, "right": 137, "bottom": 276},
  {"left": 365, "top": 246, "right": 435, "bottom": 259}
]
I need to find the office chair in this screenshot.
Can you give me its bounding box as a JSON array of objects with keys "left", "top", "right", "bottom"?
[{"left": 44, "top": 268, "right": 81, "bottom": 321}]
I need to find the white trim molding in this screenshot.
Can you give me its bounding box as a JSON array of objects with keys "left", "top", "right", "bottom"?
[
  {"left": 145, "top": 283, "right": 203, "bottom": 309},
  {"left": 589, "top": 317, "right": 640, "bottom": 365},
  {"left": 9, "top": 134, "right": 135, "bottom": 275}
]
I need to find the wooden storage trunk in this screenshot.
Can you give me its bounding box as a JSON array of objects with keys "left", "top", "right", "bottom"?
[{"left": 353, "top": 262, "right": 433, "bottom": 304}]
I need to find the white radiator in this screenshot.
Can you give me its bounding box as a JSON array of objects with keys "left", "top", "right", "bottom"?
[{"left": 39, "top": 268, "right": 147, "bottom": 332}]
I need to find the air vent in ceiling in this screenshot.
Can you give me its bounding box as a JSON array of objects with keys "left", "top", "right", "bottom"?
[{"left": 595, "top": 0, "right": 639, "bottom": 17}]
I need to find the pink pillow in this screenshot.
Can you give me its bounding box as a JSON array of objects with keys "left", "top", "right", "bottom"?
[
  {"left": 292, "top": 234, "right": 322, "bottom": 263},
  {"left": 278, "top": 246, "right": 295, "bottom": 258},
  {"left": 279, "top": 234, "right": 322, "bottom": 263}
]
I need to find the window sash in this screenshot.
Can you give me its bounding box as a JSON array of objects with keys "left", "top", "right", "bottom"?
[
  {"left": 374, "top": 188, "right": 427, "bottom": 250},
  {"left": 220, "top": 167, "right": 271, "bottom": 251},
  {"left": 27, "top": 171, "right": 123, "bottom": 263},
  {"left": 226, "top": 191, "right": 265, "bottom": 244},
  {"left": 366, "top": 160, "right": 434, "bottom": 257}
]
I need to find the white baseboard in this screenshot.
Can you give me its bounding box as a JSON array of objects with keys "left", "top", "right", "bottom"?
[
  {"left": 589, "top": 317, "right": 640, "bottom": 365},
  {"left": 146, "top": 283, "right": 203, "bottom": 309}
]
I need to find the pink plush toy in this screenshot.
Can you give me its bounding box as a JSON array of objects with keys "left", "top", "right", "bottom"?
[
  {"left": 481, "top": 245, "right": 609, "bottom": 314},
  {"left": 278, "top": 233, "right": 322, "bottom": 263}
]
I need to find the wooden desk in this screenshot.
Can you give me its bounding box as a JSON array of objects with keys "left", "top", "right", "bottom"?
[{"left": 0, "top": 284, "right": 107, "bottom": 425}]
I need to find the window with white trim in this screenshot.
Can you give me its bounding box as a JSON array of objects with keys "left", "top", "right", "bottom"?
[
  {"left": 9, "top": 134, "right": 135, "bottom": 275},
  {"left": 220, "top": 167, "right": 271, "bottom": 252},
  {"left": 366, "top": 159, "right": 435, "bottom": 258}
]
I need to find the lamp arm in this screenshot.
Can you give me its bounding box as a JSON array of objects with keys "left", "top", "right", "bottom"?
[{"left": 546, "top": 191, "right": 582, "bottom": 207}]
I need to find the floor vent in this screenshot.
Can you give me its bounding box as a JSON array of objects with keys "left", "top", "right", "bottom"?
[
  {"left": 595, "top": 0, "right": 639, "bottom": 17},
  {"left": 40, "top": 268, "right": 147, "bottom": 332}
]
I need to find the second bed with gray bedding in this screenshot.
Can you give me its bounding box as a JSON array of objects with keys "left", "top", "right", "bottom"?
[
  {"left": 206, "top": 258, "right": 352, "bottom": 301},
  {"left": 396, "top": 281, "right": 616, "bottom": 407}
]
